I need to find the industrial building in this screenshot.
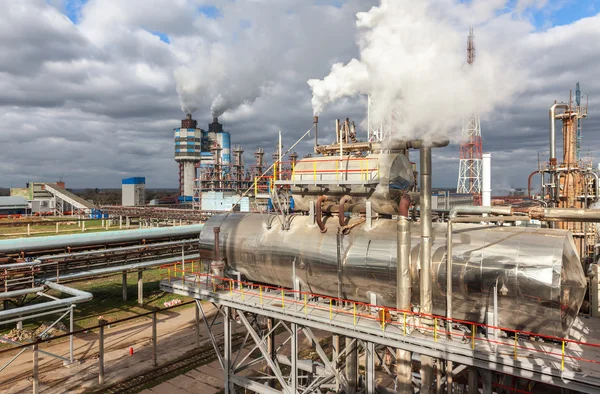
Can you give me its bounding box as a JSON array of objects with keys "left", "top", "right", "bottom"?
[
  {"left": 9, "top": 182, "right": 95, "bottom": 215},
  {"left": 121, "top": 177, "right": 146, "bottom": 206},
  {"left": 0, "top": 196, "right": 29, "bottom": 216}
]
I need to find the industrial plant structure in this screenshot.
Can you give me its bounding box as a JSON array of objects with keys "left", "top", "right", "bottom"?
[
  {"left": 174, "top": 113, "right": 299, "bottom": 211},
  {"left": 158, "top": 110, "right": 600, "bottom": 393},
  {"left": 529, "top": 85, "right": 597, "bottom": 265}
]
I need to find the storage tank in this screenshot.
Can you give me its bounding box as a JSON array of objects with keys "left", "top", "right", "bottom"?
[{"left": 200, "top": 213, "right": 586, "bottom": 338}]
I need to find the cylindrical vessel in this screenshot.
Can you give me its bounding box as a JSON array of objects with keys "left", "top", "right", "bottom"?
[{"left": 200, "top": 214, "right": 585, "bottom": 338}]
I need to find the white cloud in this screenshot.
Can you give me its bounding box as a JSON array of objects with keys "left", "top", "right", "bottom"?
[{"left": 0, "top": 0, "right": 597, "bottom": 192}]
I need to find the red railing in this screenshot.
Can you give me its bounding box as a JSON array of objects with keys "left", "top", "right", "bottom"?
[{"left": 160, "top": 263, "right": 600, "bottom": 372}]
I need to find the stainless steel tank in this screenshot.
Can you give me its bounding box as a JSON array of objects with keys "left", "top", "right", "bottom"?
[{"left": 200, "top": 213, "right": 586, "bottom": 338}]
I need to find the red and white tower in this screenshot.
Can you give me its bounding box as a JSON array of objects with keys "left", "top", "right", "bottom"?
[{"left": 456, "top": 27, "right": 483, "bottom": 205}]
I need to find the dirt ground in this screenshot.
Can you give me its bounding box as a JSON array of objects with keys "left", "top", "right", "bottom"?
[{"left": 0, "top": 303, "right": 219, "bottom": 394}]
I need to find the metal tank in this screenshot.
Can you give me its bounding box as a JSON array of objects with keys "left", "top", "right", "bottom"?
[
  {"left": 290, "top": 152, "right": 415, "bottom": 215},
  {"left": 200, "top": 213, "right": 586, "bottom": 338}
]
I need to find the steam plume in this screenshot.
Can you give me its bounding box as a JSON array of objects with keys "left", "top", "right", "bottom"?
[
  {"left": 308, "top": 0, "right": 530, "bottom": 141},
  {"left": 175, "top": 42, "right": 272, "bottom": 118}
]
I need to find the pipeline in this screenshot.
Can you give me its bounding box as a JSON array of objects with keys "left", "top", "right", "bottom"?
[
  {"left": 0, "top": 287, "right": 45, "bottom": 300},
  {"left": 0, "top": 281, "right": 92, "bottom": 321},
  {"left": 528, "top": 207, "right": 600, "bottom": 222},
  {"left": 316, "top": 195, "right": 328, "bottom": 233},
  {"left": 397, "top": 216, "right": 411, "bottom": 311},
  {"left": 372, "top": 139, "right": 450, "bottom": 152},
  {"left": 0, "top": 224, "right": 204, "bottom": 254},
  {"left": 550, "top": 103, "right": 569, "bottom": 162},
  {"left": 314, "top": 116, "right": 319, "bottom": 151},
  {"left": 338, "top": 196, "right": 352, "bottom": 227},
  {"left": 43, "top": 253, "right": 200, "bottom": 283},
  {"left": 399, "top": 194, "right": 411, "bottom": 218},
  {"left": 419, "top": 145, "right": 433, "bottom": 316},
  {"left": 527, "top": 170, "right": 539, "bottom": 198}
]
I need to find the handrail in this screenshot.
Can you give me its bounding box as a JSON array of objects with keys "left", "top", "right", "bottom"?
[{"left": 159, "top": 263, "right": 600, "bottom": 372}]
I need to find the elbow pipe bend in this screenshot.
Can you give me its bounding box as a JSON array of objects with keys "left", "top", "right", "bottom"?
[
  {"left": 316, "top": 195, "right": 328, "bottom": 233},
  {"left": 339, "top": 195, "right": 353, "bottom": 227},
  {"left": 399, "top": 194, "right": 412, "bottom": 217}
]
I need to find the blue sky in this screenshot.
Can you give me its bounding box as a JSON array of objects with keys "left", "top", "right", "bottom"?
[
  {"left": 525, "top": 0, "right": 600, "bottom": 29},
  {"left": 58, "top": 0, "right": 600, "bottom": 28}
]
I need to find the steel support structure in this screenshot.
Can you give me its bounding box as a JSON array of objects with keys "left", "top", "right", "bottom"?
[
  {"left": 195, "top": 300, "right": 405, "bottom": 394},
  {"left": 164, "top": 277, "right": 600, "bottom": 394},
  {"left": 456, "top": 27, "right": 483, "bottom": 205}
]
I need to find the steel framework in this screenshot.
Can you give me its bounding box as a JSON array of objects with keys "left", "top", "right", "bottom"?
[
  {"left": 160, "top": 270, "right": 600, "bottom": 394},
  {"left": 456, "top": 27, "right": 483, "bottom": 205}
]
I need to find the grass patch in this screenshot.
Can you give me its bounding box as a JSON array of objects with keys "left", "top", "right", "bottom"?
[
  {"left": 0, "top": 219, "right": 128, "bottom": 238},
  {"left": 0, "top": 268, "right": 193, "bottom": 343}
]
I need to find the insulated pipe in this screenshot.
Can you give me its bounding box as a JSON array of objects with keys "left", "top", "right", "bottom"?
[
  {"left": 43, "top": 253, "right": 201, "bottom": 282},
  {"left": 419, "top": 144, "right": 435, "bottom": 393},
  {"left": 213, "top": 227, "right": 221, "bottom": 262},
  {"left": 373, "top": 139, "right": 450, "bottom": 152},
  {"left": 0, "top": 225, "right": 204, "bottom": 254},
  {"left": 550, "top": 103, "right": 569, "bottom": 205},
  {"left": 316, "top": 196, "right": 328, "bottom": 233},
  {"left": 397, "top": 216, "right": 411, "bottom": 311},
  {"left": 449, "top": 206, "right": 512, "bottom": 219},
  {"left": 420, "top": 145, "right": 432, "bottom": 316},
  {"left": 399, "top": 194, "right": 412, "bottom": 217},
  {"left": 550, "top": 103, "right": 569, "bottom": 162},
  {"left": 527, "top": 170, "right": 540, "bottom": 198},
  {"left": 0, "top": 261, "right": 39, "bottom": 269},
  {"left": 0, "top": 281, "right": 92, "bottom": 321},
  {"left": 528, "top": 207, "right": 600, "bottom": 222},
  {"left": 338, "top": 196, "right": 353, "bottom": 227},
  {"left": 0, "top": 287, "right": 45, "bottom": 299},
  {"left": 314, "top": 116, "right": 319, "bottom": 152},
  {"left": 34, "top": 240, "right": 193, "bottom": 262}
]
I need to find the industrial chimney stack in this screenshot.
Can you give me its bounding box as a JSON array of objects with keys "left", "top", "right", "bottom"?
[{"left": 174, "top": 114, "right": 202, "bottom": 198}]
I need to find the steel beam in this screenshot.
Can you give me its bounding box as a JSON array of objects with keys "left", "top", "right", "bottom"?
[
  {"left": 122, "top": 272, "right": 127, "bottom": 301},
  {"left": 291, "top": 323, "right": 298, "bottom": 393},
  {"left": 137, "top": 269, "right": 143, "bottom": 305},
  {"left": 224, "top": 307, "right": 232, "bottom": 394},
  {"left": 186, "top": 294, "right": 600, "bottom": 394},
  {"left": 366, "top": 341, "right": 376, "bottom": 394},
  {"left": 237, "top": 311, "right": 293, "bottom": 394}
]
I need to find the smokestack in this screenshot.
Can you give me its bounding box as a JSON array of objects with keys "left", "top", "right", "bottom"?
[
  {"left": 313, "top": 116, "right": 319, "bottom": 152},
  {"left": 209, "top": 117, "right": 223, "bottom": 133},
  {"left": 181, "top": 114, "right": 197, "bottom": 129}
]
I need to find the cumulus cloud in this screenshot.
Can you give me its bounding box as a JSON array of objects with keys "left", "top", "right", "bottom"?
[{"left": 0, "top": 0, "right": 598, "bottom": 191}]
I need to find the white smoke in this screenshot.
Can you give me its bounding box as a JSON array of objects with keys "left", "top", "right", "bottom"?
[
  {"left": 307, "top": 0, "right": 531, "bottom": 141},
  {"left": 175, "top": 42, "right": 270, "bottom": 117}
]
